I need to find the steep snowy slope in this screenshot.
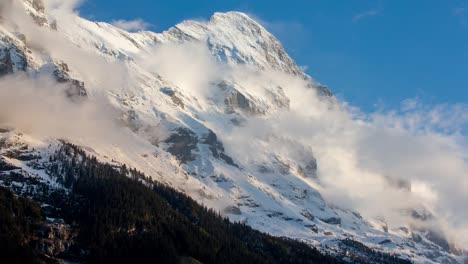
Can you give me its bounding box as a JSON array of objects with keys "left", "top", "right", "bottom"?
[{"left": 0, "top": 1, "right": 465, "bottom": 263}]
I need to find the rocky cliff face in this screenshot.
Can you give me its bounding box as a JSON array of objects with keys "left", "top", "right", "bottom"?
[
  {"left": 0, "top": 35, "right": 27, "bottom": 76},
  {"left": 33, "top": 221, "right": 78, "bottom": 260}
]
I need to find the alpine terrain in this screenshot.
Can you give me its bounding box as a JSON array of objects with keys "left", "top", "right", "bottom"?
[{"left": 0, "top": 0, "right": 466, "bottom": 263}]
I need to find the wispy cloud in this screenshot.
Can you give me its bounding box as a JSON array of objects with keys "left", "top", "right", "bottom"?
[
  {"left": 352, "top": 9, "right": 381, "bottom": 23},
  {"left": 44, "top": 0, "right": 84, "bottom": 14},
  {"left": 111, "top": 18, "right": 151, "bottom": 32},
  {"left": 400, "top": 98, "right": 420, "bottom": 112},
  {"left": 453, "top": 5, "right": 468, "bottom": 27},
  {"left": 245, "top": 13, "right": 307, "bottom": 38},
  {"left": 244, "top": 13, "right": 309, "bottom": 60},
  {"left": 454, "top": 6, "right": 467, "bottom": 15}
]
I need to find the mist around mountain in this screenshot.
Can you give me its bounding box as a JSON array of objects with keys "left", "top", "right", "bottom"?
[{"left": 1, "top": 1, "right": 468, "bottom": 263}]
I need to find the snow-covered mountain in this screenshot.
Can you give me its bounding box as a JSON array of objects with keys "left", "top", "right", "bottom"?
[{"left": 0, "top": 1, "right": 466, "bottom": 263}]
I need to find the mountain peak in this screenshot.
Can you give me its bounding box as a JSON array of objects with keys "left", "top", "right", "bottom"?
[
  {"left": 209, "top": 11, "right": 260, "bottom": 25},
  {"left": 161, "top": 11, "right": 304, "bottom": 76}
]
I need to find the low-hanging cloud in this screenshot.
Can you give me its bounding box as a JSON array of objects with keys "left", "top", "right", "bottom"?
[
  {"left": 0, "top": 0, "right": 131, "bottom": 144},
  {"left": 131, "top": 38, "right": 468, "bottom": 247},
  {"left": 0, "top": 74, "right": 122, "bottom": 144},
  {"left": 136, "top": 42, "right": 226, "bottom": 99},
  {"left": 135, "top": 37, "right": 468, "bottom": 248},
  {"left": 219, "top": 73, "right": 468, "bottom": 246},
  {"left": 1, "top": 0, "right": 128, "bottom": 91}
]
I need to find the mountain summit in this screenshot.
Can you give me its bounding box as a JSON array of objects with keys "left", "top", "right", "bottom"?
[{"left": 163, "top": 11, "right": 305, "bottom": 75}]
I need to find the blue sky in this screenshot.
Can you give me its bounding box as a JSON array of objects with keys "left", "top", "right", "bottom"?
[{"left": 79, "top": 0, "right": 468, "bottom": 111}]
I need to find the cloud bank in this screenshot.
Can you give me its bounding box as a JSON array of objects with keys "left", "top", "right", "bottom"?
[
  {"left": 131, "top": 36, "right": 468, "bottom": 247},
  {"left": 0, "top": 75, "right": 120, "bottom": 143},
  {"left": 146, "top": 41, "right": 468, "bottom": 247},
  {"left": 0, "top": 0, "right": 129, "bottom": 144}
]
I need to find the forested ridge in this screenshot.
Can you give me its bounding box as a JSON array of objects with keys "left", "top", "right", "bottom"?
[
  {"left": 0, "top": 142, "right": 413, "bottom": 263},
  {"left": 1, "top": 143, "right": 347, "bottom": 264},
  {"left": 0, "top": 186, "right": 41, "bottom": 263}
]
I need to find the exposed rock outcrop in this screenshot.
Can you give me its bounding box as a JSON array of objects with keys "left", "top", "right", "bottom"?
[
  {"left": 202, "top": 130, "right": 238, "bottom": 167},
  {"left": 33, "top": 222, "right": 79, "bottom": 259},
  {"left": 53, "top": 61, "right": 88, "bottom": 99},
  {"left": 0, "top": 36, "right": 27, "bottom": 76},
  {"left": 224, "top": 89, "right": 264, "bottom": 115},
  {"left": 165, "top": 127, "right": 199, "bottom": 164},
  {"left": 160, "top": 87, "right": 184, "bottom": 108}
]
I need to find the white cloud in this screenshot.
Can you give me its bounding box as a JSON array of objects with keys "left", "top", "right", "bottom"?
[
  {"left": 0, "top": 74, "right": 122, "bottom": 144},
  {"left": 454, "top": 6, "right": 467, "bottom": 15},
  {"left": 0, "top": 0, "right": 132, "bottom": 143},
  {"left": 110, "top": 18, "right": 151, "bottom": 32},
  {"left": 299, "top": 65, "right": 309, "bottom": 72},
  {"left": 454, "top": 5, "right": 468, "bottom": 27},
  {"left": 353, "top": 9, "right": 381, "bottom": 23},
  {"left": 136, "top": 42, "right": 225, "bottom": 99},
  {"left": 131, "top": 40, "right": 468, "bottom": 247},
  {"left": 400, "top": 98, "right": 420, "bottom": 112},
  {"left": 44, "top": 0, "right": 83, "bottom": 14},
  {"left": 244, "top": 13, "right": 308, "bottom": 46}
]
